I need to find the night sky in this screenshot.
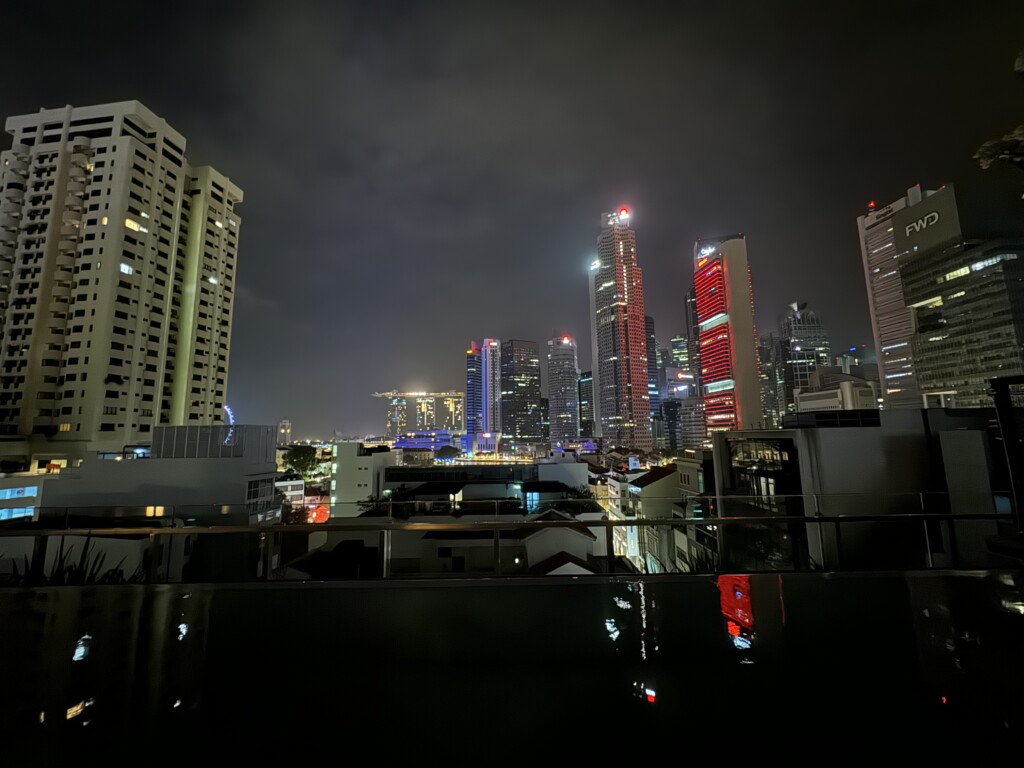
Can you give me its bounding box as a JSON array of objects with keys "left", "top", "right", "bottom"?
[{"left": 5, "top": 2, "right": 1024, "bottom": 437}]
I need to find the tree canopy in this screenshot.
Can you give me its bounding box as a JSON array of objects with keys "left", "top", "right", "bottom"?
[
  {"left": 283, "top": 445, "right": 319, "bottom": 479},
  {"left": 975, "top": 51, "right": 1024, "bottom": 174}
]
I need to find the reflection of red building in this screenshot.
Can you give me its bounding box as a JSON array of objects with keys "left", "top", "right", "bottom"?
[
  {"left": 692, "top": 236, "right": 762, "bottom": 431},
  {"left": 718, "top": 575, "right": 753, "bottom": 630}
]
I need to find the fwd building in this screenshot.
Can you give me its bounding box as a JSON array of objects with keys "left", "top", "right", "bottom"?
[{"left": 893, "top": 184, "right": 1024, "bottom": 407}]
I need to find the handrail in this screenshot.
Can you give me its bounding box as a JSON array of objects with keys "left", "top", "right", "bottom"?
[{"left": 0, "top": 510, "right": 1010, "bottom": 537}]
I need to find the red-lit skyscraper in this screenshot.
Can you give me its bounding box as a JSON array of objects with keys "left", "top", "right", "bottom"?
[
  {"left": 590, "top": 208, "right": 653, "bottom": 451},
  {"left": 692, "top": 235, "right": 762, "bottom": 432}
]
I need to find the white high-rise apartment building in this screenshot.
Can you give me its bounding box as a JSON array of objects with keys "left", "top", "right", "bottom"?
[{"left": 0, "top": 102, "right": 242, "bottom": 468}]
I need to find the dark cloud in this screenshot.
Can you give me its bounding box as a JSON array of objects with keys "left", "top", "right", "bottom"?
[{"left": 4, "top": 1, "right": 1024, "bottom": 437}]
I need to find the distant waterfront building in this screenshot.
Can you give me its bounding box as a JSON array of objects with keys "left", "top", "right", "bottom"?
[
  {"left": 857, "top": 186, "right": 938, "bottom": 408},
  {"left": 589, "top": 208, "right": 653, "bottom": 450},
  {"left": 500, "top": 339, "right": 543, "bottom": 444},
  {"left": 277, "top": 419, "right": 293, "bottom": 446},
  {"left": 465, "top": 342, "right": 483, "bottom": 437},
  {"left": 893, "top": 184, "right": 1024, "bottom": 407},
  {"left": 373, "top": 391, "right": 465, "bottom": 439},
  {"left": 546, "top": 334, "right": 580, "bottom": 444},
  {"left": 0, "top": 101, "right": 242, "bottom": 469},
  {"left": 393, "top": 430, "right": 456, "bottom": 452},
  {"left": 578, "top": 371, "right": 595, "bottom": 437},
  {"left": 692, "top": 235, "right": 762, "bottom": 433},
  {"left": 481, "top": 338, "right": 502, "bottom": 433},
  {"left": 779, "top": 303, "right": 832, "bottom": 413}
]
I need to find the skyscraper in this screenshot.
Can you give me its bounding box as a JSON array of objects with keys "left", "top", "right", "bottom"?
[
  {"left": 759, "top": 335, "right": 786, "bottom": 428},
  {"left": 465, "top": 342, "right": 483, "bottom": 437},
  {"left": 692, "top": 235, "right": 762, "bottom": 432},
  {"left": 670, "top": 334, "right": 690, "bottom": 373},
  {"left": 500, "top": 339, "right": 542, "bottom": 444},
  {"left": 277, "top": 419, "right": 293, "bottom": 446},
  {"left": 894, "top": 184, "right": 1024, "bottom": 407},
  {"left": 684, "top": 289, "right": 702, "bottom": 395},
  {"left": 578, "top": 371, "right": 595, "bottom": 437},
  {"left": 546, "top": 334, "right": 580, "bottom": 444},
  {"left": 590, "top": 208, "right": 653, "bottom": 451},
  {"left": 645, "top": 316, "right": 661, "bottom": 429},
  {"left": 481, "top": 338, "right": 501, "bottom": 434},
  {"left": 779, "top": 302, "right": 832, "bottom": 413},
  {"left": 857, "top": 186, "right": 937, "bottom": 408},
  {"left": 661, "top": 397, "right": 707, "bottom": 453},
  {"left": 0, "top": 101, "right": 242, "bottom": 466}
]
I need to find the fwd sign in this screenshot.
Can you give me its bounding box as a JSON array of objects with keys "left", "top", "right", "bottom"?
[{"left": 905, "top": 211, "right": 939, "bottom": 237}]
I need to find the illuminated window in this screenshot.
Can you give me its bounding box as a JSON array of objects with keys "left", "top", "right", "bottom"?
[
  {"left": 145, "top": 505, "right": 165, "bottom": 518},
  {"left": 100, "top": 216, "right": 108, "bottom": 225},
  {"left": 124, "top": 217, "right": 141, "bottom": 231},
  {"left": 58, "top": 423, "right": 71, "bottom": 432},
  {"left": 943, "top": 266, "right": 969, "bottom": 282},
  {"left": 120, "top": 263, "right": 133, "bottom": 275}
]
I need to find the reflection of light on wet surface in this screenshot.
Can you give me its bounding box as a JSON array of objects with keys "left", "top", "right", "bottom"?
[
  {"left": 638, "top": 580, "right": 647, "bottom": 661},
  {"left": 1001, "top": 598, "right": 1024, "bottom": 615},
  {"left": 605, "top": 619, "right": 620, "bottom": 641},
  {"left": 66, "top": 698, "right": 94, "bottom": 720},
  {"left": 632, "top": 681, "right": 656, "bottom": 704},
  {"left": 73, "top": 634, "right": 91, "bottom": 661}
]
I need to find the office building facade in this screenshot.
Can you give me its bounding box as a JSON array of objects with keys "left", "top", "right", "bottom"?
[
  {"left": 546, "top": 334, "right": 580, "bottom": 444},
  {"left": 465, "top": 342, "right": 483, "bottom": 437},
  {"left": 857, "top": 186, "right": 937, "bottom": 408},
  {"left": 759, "top": 334, "right": 786, "bottom": 429},
  {"left": 894, "top": 184, "right": 1024, "bottom": 406},
  {"left": 670, "top": 334, "right": 690, "bottom": 373},
  {"left": 578, "top": 371, "right": 595, "bottom": 437},
  {"left": 692, "top": 235, "right": 762, "bottom": 433},
  {"left": 645, "top": 315, "right": 661, "bottom": 433},
  {"left": 0, "top": 101, "right": 242, "bottom": 467},
  {"left": 500, "top": 339, "right": 543, "bottom": 443},
  {"left": 481, "top": 338, "right": 501, "bottom": 434},
  {"left": 589, "top": 208, "right": 653, "bottom": 451},
  {"left": 684, "top": 289, "right": 702, "bottom": 395},
  {"left": 779, "top": 302, "right": 832, "bottom": 413}
]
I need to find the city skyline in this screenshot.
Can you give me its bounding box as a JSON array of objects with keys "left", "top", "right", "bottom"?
[{"left": 5, "top": 4, "right": 1024, "bottom": 436}]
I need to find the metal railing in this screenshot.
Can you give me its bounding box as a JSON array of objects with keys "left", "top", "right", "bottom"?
[{"left": 0, "top": 491, "right": 1015, "bottom": 585}]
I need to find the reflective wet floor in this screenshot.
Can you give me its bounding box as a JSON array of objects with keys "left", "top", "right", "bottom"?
[{"left": 2, "top": 570, "right": 1022, "bottom": 762}]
